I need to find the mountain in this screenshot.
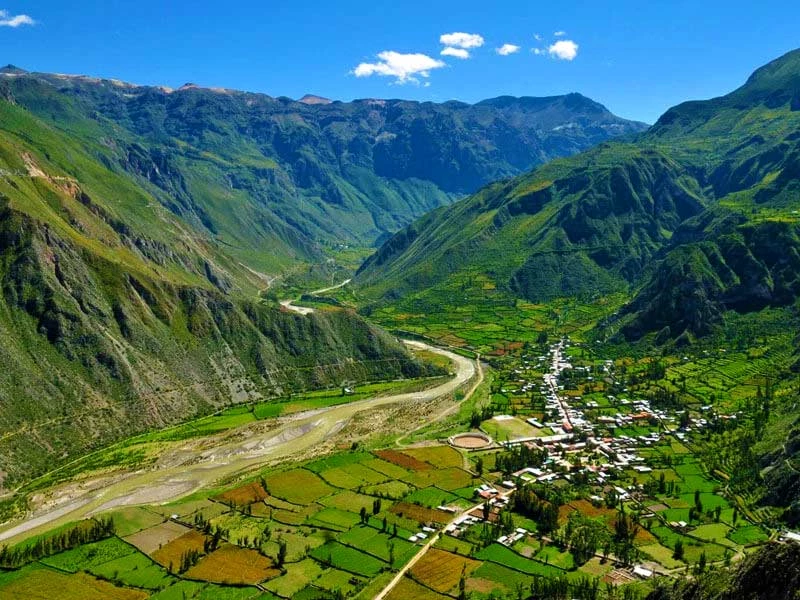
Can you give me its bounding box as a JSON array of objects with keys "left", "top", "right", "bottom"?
[
  {"left": 354, "top": 48, "right": 800, "bottom": 520},
  {"left": 646, "top": 542, "right": 800, "bottom": 600},
  {"left": 0, "top": 65, "right": 646, "bottom": 267},
  {"left": 0, "top": 65, "right": 646, "bottom": 488},
  {"left": 356, "top": 49, "right": 800, "bottom": 340},
  {"left": 0, "top": 86, "right": 444, "bottom": 492}
]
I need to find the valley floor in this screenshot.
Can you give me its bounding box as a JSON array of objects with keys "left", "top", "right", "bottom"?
[{"left": 0, "top": 341, "right": 476, "bottom": 547}]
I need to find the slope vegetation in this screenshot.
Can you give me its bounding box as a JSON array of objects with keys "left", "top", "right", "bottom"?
[
  {"left": 0, "top": 98, "right": 434, "bottom": 489},
  {"left": 356, "top": 48, "right": 800, "bottom": 339}
]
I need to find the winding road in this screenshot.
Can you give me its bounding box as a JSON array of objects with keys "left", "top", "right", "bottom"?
[
  {"left": 279, "top": 278, "right": 352, "bottom": 316},
  {"left": 0, "top": 340, "right": 477, "bottom": 545}
]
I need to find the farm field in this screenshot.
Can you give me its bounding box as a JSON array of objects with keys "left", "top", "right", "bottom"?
[{"left": 1, "top": 311, "right": 795, "bottom": 600}]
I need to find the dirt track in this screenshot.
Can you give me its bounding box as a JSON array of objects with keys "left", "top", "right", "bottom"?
[{"left": 0, "top": 341, "right": 475, "bottom": 545}]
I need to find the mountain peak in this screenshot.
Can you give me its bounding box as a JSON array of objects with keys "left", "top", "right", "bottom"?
[
  {"left": 299, "top": 94, "right": 332, "bottom": 105},
  {"left": 743, "top": 47, "right": 800, "bottom": 88},
  {"left": 0, "top": 64, "right": 27, "bottom": 75}
]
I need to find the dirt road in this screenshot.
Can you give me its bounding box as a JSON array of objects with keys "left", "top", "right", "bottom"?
[
  {"left": 0, "top": 341, "right": 475, "bottom": 545},
  {"left": 279, "top": 278, "right": 352, "bottom": 315}
]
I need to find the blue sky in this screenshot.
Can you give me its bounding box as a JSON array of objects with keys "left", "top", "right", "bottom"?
[{"left": 0, "top": 1, "right": 798, "bottom": 123}]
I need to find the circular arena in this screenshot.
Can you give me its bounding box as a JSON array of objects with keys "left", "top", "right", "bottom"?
[{"left": 448, "top": 432, "right": 492, "bottom": 450}]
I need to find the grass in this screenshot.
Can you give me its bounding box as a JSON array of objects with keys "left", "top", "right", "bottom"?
[
  {"left": 338, "top": 527, "right": 417, "bottom": 567},
  {"left": 0, "top": 565, "right": 148, "bottom": 600},
  {"left": 309, "top": 507, "right": 362, "bottom": 531},
  {"left": 639, "top": 543, "right": 684, "bottom": 569},
  {"left": 468, "top": 561, "right": 533, "bottom": 595},
  {"left": 263, "top": 469, "right": 334, "bottom": 505},
  {"left": 475, "top": 544, "right": 565, "bottom": 576},
  {"left": 319, "top": 490, "right": 388, "bottom": 514},
  {"left": 363, "top": 481, "right": 414, "bottom": 499},
  {"left": 403, "top": 467, "right": 475, "bottom": 492},
  {"left": 89, "top": 552, "right": 174, "bottom": 590},
  {"left": 40, "top": 537, "right": 136, "bottom": 572},
  {"left": 728, "top": 525, "right": 769, "bottom": 545},
  {"left": 403, "top": 487, "right": 460, "bottom": 508},
  {"left": 401, "top": 446, "right": 464, "bottom": 468},
  {"left": 150, "top": 581, "right": 263, "bottom": 599},
  {"left": 315, "top": 568, "right": 365, "bottom": 596},
  {"left": 309, "top": 542, "right": 386, "bottom": 577},
  {"left": 106, "top": 507, "right": 166, "bottom": 537},
  {"left": 318, "top": 464, "right": 388, "bottom": 489},
  {"left": 263, "top": 559, "right": 324, "bottom": 597},
  {"left": 481, "top": 416, "right": 541, "bottom": 441}
]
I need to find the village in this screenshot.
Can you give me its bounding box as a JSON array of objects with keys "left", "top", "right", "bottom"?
[{"left": 428, "top": 337, "right": 799, "bottom": 584}]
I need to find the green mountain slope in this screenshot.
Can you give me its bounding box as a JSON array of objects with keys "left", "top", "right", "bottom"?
[
  {"left": 0, "top": 98, "right": 435, "bottom": 490},
  {"left": 646, "top": 542, "right": 800, "bottom": 600},
  {"left": 354, "top": 48, "right": 800, "bottom": 522},
  {"left": 356, "top": 49, "right": 800, "bottom": 329},
  {"left": 0, "top": 66, "right": 645, "bottom": 269}
]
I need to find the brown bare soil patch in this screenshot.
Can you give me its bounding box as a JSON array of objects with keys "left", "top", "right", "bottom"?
[
  {"left": 410, "top": 548, "right": 481, "bottom": 594},
  {"left": 151, "top": 529, "right": 209, "bottom": 569},
  {"left": 392, "top": 502, "right": 452, "bottom": 525},
  {"left": 184, "top": 544, "right": 280, "bottom": 584},
  {"left": 214, "top": 482, "right": 268, "bottom": 506},
  {"left": 569, "top": 499, "right": 616, "bottom": 519},
  {"left": 124, "top": 521, "right": 191, "bottom": 554},
  {"left": 385, "top": 576, "right": 446, "bottom": 600},
  {"left": 376, "top": 449, "right": 432, "bottom": 471}
]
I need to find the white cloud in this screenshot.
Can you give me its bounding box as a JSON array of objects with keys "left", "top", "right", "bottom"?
[
  {"left": 532, "top": 48, "right": 545, "bottom": 55},
  {"left": 353, "top": 51, "right": 446, "bottom": 84},
  {"left": 533, "top": 33, "right": 542, "bottom": 41},
  {"left": 0, "top": 9, "right": 35, "bottom": 27},
  {"left": 439, "top": 32, "right": 485, "bottom": 49},
  {"left": 496, "top": 44, "right": 520, "bottom": 56},
  {"left": 554, "top": 30, "right": 566, "bottom": 37},
  {"left": 548, "top": 39, "right": 579, "bottom": 61},
  {"left": 441, "top": 46, "right": 470, "bottom": 59}
]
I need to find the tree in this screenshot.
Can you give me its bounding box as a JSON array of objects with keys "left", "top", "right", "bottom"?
[
  {"left": 696, "top": 550, "right": 707, "bottom": 574},
  {"left": 277, "top": 538, "right": 288, "bottom": 568},
  {"left": 359, "top": 506, "right": 368, "bottom": 524},
  {"left": 673, "top": 539, "right": 684, "bottom": 561},
  {"left": 458, "top": 564, "right": 467, "bottom": 600},
  {"left": 482, "top": 500, "right": 491, "bottom": 522},
  {"left": 373, "top": 498, "right": 382, "bottom": 515},
  {"left": 475, "top": 457, "right": 484, "bottom": 477}
]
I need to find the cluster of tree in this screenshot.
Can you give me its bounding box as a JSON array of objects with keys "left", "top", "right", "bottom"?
[
  {"left": 176, "top": 549, "right": 201, "bottom": 573},
  {"left": 470, "top": 405, "right": 495, "bottom": 428},
  {"left": 495, "top": 445, "right": 547, "bottom": 476},
  {"left": 613, "top": 508, "right": 640, "bottom": 566},
  {"left": 647, "top": 387, "right": 682, "bottom": 411},
  {"left": 0, "top": 517, "right": 115, "bottom": 568},
  {"left": 474, "top": 510, "right": 517, "bottom": 548},
  {"left": 510, "top": 486, "right": 560, "bottom": 534},
  {"left": 527, "top": 574, "right": 640, "bottom": 600},
  {"left": 555, "top": 511, "right": 612, "bottom": 566},
  {"left": 204, "top": 527, "right": 224, "bottom": 553}
]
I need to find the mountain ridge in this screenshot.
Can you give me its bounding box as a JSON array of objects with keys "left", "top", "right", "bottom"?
[{"left": 356, "top": 48, "right": 800, "bottom": 334}]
